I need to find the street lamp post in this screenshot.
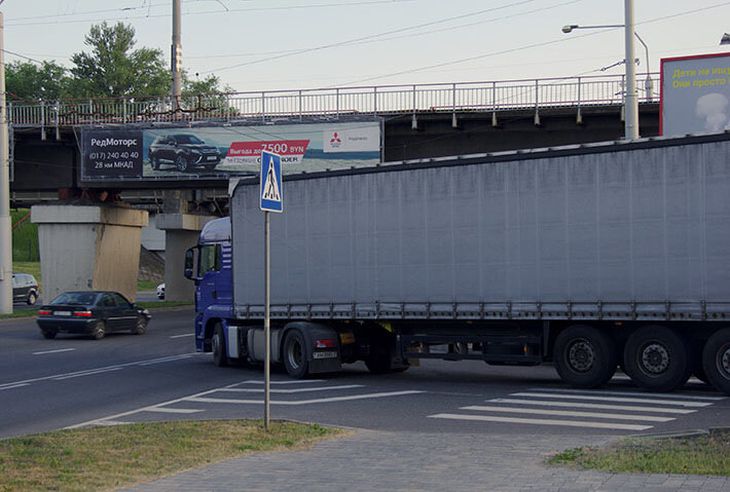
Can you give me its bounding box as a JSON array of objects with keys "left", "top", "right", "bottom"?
[{"left": 562, "top": 0, "right": 640, "bottom": 140}]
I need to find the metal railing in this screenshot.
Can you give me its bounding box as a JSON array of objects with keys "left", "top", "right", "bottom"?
[{"left": 8, "top": 73, "right": 659, "bottom": 128}]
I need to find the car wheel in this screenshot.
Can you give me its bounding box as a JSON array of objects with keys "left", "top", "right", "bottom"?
[
  {"left": 175, "top": 154, "right": 189, "bottom": 172},
  {"left": 41, "top": 329, "right": 57, "bottom": 339},
  {"left": 92, "top": 321, "right": 106, "bottom": 340},
  {"left": 26, "top": 291, "right": 38, "bottom": 306},
  {"left": 151, "top": 156, "right": 160, "bottom": 170},
  {"left": 283, "top": 330, "right": 309, "bottom": 379},
  {"left": 132, "top": 316, "right": 147, "bottom": 335},
  {"left": 211, "top": 323, "right": 228, "bottom": 367}
]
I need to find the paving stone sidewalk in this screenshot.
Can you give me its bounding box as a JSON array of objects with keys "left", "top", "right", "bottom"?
[{"left": 126, "top": 430, "right": 730, "bottom": 492}]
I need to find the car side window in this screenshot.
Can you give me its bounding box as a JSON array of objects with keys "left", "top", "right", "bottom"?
[
  {"left": 101, "top": 294, "right": 116, "bottom": 307},
  {"left": 111, "top": 293, "right": 131, "bottom": 308},
  {"left": 198, "top": 244, "right": 220, "bottom": 276}
]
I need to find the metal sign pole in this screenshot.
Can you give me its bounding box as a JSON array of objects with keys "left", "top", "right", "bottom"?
[
  {"left": 264, "top": 210, "right": 271, "bottom": 431},
  {"left": 259, "top": 150, "right": 282, "bottom": 432}
]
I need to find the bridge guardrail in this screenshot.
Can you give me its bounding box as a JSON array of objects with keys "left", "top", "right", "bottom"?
[{"left": 8, "top": 73, "right": 659, "bottom": 128}]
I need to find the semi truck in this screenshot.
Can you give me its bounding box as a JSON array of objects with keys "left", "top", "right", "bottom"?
[{"left": 185, "top": 132, "right": 730, "bottom": 395}]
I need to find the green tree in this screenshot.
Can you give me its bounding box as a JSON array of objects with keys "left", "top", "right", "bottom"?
[
  {"left": 69, "top": 22, "right": 169, "bottom": 98},
  {"left": 6, "top": 60, "right": 70, "bottom": 102},
  {"left": 183, "top": 73, "right": 232, "bottom": 97}
]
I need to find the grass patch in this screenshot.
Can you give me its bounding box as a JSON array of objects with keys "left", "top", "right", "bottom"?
[
  {"left": 0, "top": 420, "right": 340, "bottom": 491},
  {"left": 11, "top": 209, "right": 39, "bottom": 262},
  {"left": 137, "top": 279, "right": 159, "bottom": 291},
  {"left": 0, "top": 301, "right": 191, "bottom": 320},
  {"left": 12, "top": 261, "right": 41, "bottom": 282},
  {"left": 137, "top": 301, "right": 192, "bottom": 310},
  {"left": 548, "top": 430, "right": 730, "bottom": 475},
  {"left": 0, "top": 310, "right": 39, "bottom": 321},
  {"left": 11, "top": 261, "right": 162, "bottom": 294}
]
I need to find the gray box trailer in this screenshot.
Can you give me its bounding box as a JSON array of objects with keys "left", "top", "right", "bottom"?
[{"left": 219, "top": 133, "right": 730, "bottom": 393}]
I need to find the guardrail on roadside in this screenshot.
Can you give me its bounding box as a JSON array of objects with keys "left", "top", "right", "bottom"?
[{"left": 8, "top": 73, "right": 659, "bottom": 128}]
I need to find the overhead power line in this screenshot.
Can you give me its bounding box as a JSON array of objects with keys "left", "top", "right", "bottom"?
[
  {"left": 335, "top": 0, "right": 730, "bottom": 86},
  {"left": 201, "top": 0, "right": 545, "bottom": 74},
  {"left": 5, "top": 0, "right": 416, "bottom": 27}
]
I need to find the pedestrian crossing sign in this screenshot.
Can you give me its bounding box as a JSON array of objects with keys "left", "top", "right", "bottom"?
[{"left": 260, "top": 151, "right": 283, "bottom": 213}]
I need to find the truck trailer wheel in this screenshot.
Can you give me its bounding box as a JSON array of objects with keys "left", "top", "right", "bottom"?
[
  {"left": 702, "top": 328, "right": 730, "bottom": 395},
  {"left": 553, "top": 325, "right": 617, "bottom": 388},
  {"left": 623, "top": 325, "right": 691, "bottom": 392},
  {"left": 283, "top": 330, "right": 309, "bottom": 379},
  {"left": 211, "top": 323, "right": 228, "bottom": 367}
]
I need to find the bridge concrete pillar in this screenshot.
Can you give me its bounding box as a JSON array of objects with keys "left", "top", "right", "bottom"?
[
  {"left": 31, "top": 205, "right": 148, "bottom": 302},
  {"left": 157, "top": 213, "right": 214, "bottom": 302}
]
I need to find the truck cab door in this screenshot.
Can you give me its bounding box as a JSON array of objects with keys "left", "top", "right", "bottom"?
[{"left": 197, "top": 244, "right": 222, "bottom": 310}]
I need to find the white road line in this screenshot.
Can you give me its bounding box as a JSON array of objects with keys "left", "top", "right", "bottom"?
[
  {"left": 138, "top": 354, "right": 196, "bottom": 366},
  {"left": 429, "top": 413, "right": 653, "bottom": 431},
  {"left": 491, "top": 398, "right": 697, "bottom": 414},
  {"left": 237, "top": 379, "right": 326, "bottom": 385},
  {"left": 66, "top": 384, "right": 233, "bottom": 429},
  {"left": 527, "top": 387, "right": 725, "bottom": 401},
  {"left": 169, "top": 333, "right": 195, "bottom": 339},
  {"left": 0, "top": 383, "right": 30, "bottom": 391},
  {"left": 32, "top": 348, "right": 77, "bottom": 356},
  {"left": 218, "top": 384, "right": 364, "bottom": 394},
  {"left": 461, "top": 405, "right": 674, "bottom": 422},
  {"left": 611, "top": 374, "right": 631, "bottom": 381},
  {"left": 53, "top": 367, "right": 123, "bottom": 380},
  {"left": 1, "top": 352, "right": 202, "bottom": 390},
  {"left": 187, "top": 390, "right": 425, "bottom": 406},
  {"left": 144, "top": 407, "right": 204, "bottom": 414},
  {"left": 511, "top": 392, "right": 712, "bottom": 407}
]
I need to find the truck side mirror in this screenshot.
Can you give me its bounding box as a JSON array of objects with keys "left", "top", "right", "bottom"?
[{"left": 184, "top": 248, "right": 196, "bottom": 280}]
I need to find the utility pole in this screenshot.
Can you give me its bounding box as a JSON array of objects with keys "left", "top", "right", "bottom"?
[
  {"left": 624, "top": 0, "right": 640, "bottom": 140},
  {"left": 0, "top": 8, "right": 12, "bottom": 315},
  {"left": 171, "top": 0, "right": 182, "bottom": 111}
]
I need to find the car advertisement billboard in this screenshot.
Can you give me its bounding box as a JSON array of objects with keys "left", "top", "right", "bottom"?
[
  {"left": 80, "top": 120, "right": 382, "bottom": 182},
  {"left": 661, "top": 52, "right": 730, "bottom": 137}
]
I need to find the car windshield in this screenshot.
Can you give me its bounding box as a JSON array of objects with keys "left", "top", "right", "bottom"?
[
  {"left": 51, "top": 292, "right": 98, "bottom": 306},
  {"left": 173, "top": 135, "right": 203, "bottom": 145}
]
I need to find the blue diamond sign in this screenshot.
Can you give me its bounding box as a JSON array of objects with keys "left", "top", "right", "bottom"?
[{"left": 260, "top": 151, "right": 283, "bottom": 213}]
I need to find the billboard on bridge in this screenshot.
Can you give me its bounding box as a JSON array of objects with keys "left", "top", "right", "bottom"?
[
  {"left": 80, "top": 119, "right": 382, "bottom": 182},
  {"left": 661, "top": 52, "right": 730, "bottom": 137}
]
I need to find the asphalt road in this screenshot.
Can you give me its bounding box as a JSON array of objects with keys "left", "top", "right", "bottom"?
[{"left": 2, "top": 308, "right": 729, "bottom": 440}]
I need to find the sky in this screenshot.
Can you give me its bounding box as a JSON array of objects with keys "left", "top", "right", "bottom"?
[{"left": 2, "top": 0, "right": 729, "bottom": 93}]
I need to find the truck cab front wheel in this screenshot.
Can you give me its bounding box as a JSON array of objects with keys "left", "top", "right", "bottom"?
[{"left": 211, "top": 323, "right": 228, "bottom": 367}]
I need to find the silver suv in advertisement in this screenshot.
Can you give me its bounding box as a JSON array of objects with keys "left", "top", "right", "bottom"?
[{"left": 149, "top": 134, "right": 221, "bottom": 172}]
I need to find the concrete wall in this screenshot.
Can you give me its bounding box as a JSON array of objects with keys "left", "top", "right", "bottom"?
[
  {"left": 157, "top": 213, "right": 214, "bottom": 302},
  {"left": 32, "top": 205, "right": 148, "bottom": 301}
]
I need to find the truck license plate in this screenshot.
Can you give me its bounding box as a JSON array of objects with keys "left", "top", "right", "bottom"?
[{"left": 312, "top": 351, "right": 338, "bottom": 359}]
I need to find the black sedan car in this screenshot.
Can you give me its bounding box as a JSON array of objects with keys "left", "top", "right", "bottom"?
[
  {"left": 149, "top": 134, "right": 221, "bottom": 172},
  {"left": 36, "top": 291, "right": 151, "bottom": 340}
]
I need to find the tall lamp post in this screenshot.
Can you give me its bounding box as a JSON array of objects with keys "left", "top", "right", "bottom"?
[
  {"left": 562, "top": 0, "right": 641, "bottom": 140},
  {"left": 0, "top": 3, "right": 12, "bottom": 315}
]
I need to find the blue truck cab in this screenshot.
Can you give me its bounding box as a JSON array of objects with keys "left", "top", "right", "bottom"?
[{"left": 184, "top": 217, "right": 234, "bottom": 354}]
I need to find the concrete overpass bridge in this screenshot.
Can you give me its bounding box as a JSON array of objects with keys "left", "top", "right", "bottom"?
[{"left": 7, "top": 73, "right": 661, "bottom": 303}]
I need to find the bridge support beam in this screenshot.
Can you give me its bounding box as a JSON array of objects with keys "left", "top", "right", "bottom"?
[
  {"left": 157, "top": 213, "right": 214, "bottom": 302},
  {"left": 31, "top": 205, "right": 148, "bottom": 302}
]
